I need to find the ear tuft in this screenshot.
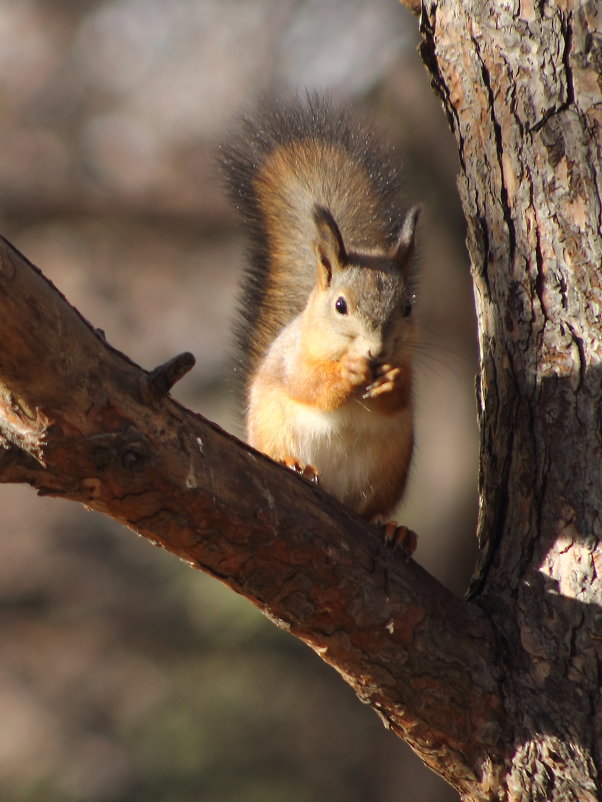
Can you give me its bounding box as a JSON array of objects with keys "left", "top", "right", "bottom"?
[
  {"left": 392, "top": 205, "right": 421, "bottom": 277},
  {"left": 313, "top": 206, "right": 347, "bottom": 286}
]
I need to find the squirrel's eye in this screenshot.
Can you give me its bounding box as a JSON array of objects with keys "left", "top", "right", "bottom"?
[
  {"left": 335, "top": 296, "right": 348, "bottom": 315},
  {"left": 402, "top": 295, "right": 414, "bottom": 317}
]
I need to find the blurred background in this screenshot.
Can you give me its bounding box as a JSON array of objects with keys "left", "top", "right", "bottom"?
[{"left": 0, "top": 1, "right": 479, "bottom": 800}]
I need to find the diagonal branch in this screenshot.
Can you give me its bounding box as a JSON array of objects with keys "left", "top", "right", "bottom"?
[{"left": 0, "top": 236, "right": 504, "bottom": 798}]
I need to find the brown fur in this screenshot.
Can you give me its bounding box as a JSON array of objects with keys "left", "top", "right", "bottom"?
[{"left": 220, "top": 96, "right": 419, "bottom": 521}]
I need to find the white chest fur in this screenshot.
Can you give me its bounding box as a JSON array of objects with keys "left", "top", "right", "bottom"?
[{"left": 285, "top": 398, "right": 409, "bottom": 515}]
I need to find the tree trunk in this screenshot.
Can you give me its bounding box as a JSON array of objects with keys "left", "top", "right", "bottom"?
[
  {"left": 419, "top": 0, "right": 602, "bottom": 797},
  {"left": 0, "top": 0, "right": 600, "bottom": 799}
]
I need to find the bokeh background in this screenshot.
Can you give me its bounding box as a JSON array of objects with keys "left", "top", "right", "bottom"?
[{"left": 0, "top": 1, "right": 479, "bottom": 800}]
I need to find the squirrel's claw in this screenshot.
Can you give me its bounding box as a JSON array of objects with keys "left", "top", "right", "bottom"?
[
  {"left": 363, "top": 365, "right": 401, "bottom": 399},
  {"left": 372, "top": 516, "right": 417, "bottom": 559},
  {"left": 281, "top": 458, "right": 320, "bottom": 484}
]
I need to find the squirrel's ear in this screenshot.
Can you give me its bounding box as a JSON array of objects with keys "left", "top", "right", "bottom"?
[
  {"left": 391, "top": 206, "right": 421, "bottom": 278},
  {"left": 313, "top": 206, "right": 347, "bottom": 287}
]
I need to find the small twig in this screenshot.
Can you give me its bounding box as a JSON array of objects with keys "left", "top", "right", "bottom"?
[{"left": 146, "top": 352, "right": 196, "bottom": 397}]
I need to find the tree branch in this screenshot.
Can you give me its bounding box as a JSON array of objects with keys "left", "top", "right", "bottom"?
[{"left": 0, "top": 236, "right": 504, "bottom": 797}]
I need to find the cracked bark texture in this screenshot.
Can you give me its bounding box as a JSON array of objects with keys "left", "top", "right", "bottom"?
[{"left": 420, "top": 0, "right": 602, "bottom": 798}]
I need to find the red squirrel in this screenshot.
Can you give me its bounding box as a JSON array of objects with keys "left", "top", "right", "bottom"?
[{"left": 221, "top": 96, "right": 419, "bottom": 552}]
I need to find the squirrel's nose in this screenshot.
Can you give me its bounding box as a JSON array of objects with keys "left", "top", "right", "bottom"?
[{"left": 367, "top": 343, "right": 385, "bottom": 364}]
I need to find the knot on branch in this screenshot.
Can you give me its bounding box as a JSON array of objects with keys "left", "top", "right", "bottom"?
[{"left": 88, "top": 428, "right": 152, "bottom": 474}]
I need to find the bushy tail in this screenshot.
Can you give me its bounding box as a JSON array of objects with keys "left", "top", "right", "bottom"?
[{"left": 219, "top": 94, "right": 406, "bottom": 386}]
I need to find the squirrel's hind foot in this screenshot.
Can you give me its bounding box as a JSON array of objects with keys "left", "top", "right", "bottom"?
[
  {"left": 372, "top": 516, "right": 417, "bottom": 559},
  {"left": 281, "top": 457, "right": 320, "bottom": 484}
]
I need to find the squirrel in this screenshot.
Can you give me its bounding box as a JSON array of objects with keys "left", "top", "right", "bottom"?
[{"left": 220, "top": 95, "right": 419, "bottom": 552}]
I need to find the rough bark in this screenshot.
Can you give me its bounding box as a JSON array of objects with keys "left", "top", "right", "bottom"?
[{"left": 420, "top": 0, "right": 602, "bottom": 797}]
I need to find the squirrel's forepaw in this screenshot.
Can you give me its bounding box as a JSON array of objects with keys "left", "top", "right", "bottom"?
[
  {"left": 363, "top": 364, "right": 400, "bottom": 399},
  {"left": 372, "top": 515, "right": 417, "bottom": 559},
  {"left": 341, "top": 353, "right": 372, "bottom": 389},
  {"left": 281, "top": 457, "right": 320, "bottom": 484}
]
